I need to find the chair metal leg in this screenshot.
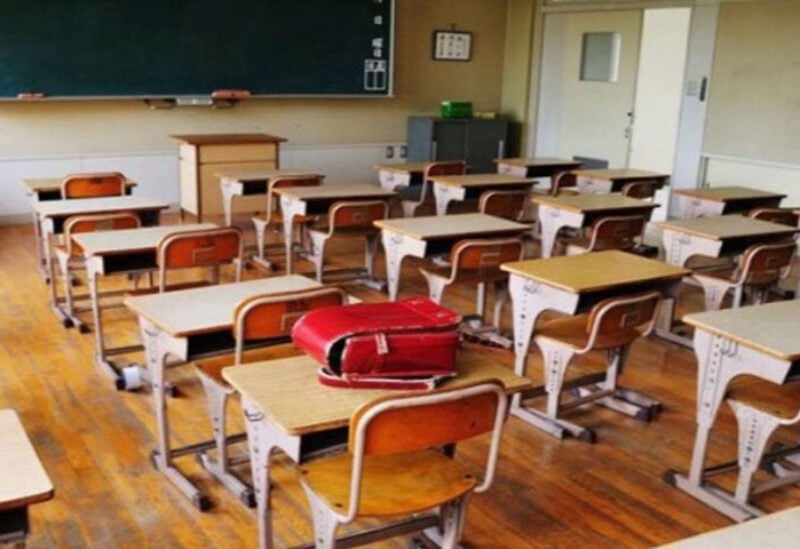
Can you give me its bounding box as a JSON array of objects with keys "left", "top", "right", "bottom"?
[
  {"left": 475, "top": 282, "right": 487, "bottom": 322},
  {"left": 437, "top": 495, "right": 471, "bottom": 549},
  {"left": 253, "top": 218, "right": 267, "bottom": 261},
  {"left": 492, "top": 280, "right": 508, "bottom": 330},
  {"left": 364, "top": 233, "right": 379, "bottom": 279}
]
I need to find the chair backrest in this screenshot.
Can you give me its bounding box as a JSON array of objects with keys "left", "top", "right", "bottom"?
[
  {"left": 232, "top": 286, "right": 347, "bottom": 364},
  {"left": 583, "top": 291, "right": 661, "bottom": 351},
  {"left": 328, "top": 200, "right": 389, "bottom": 231},
  {"left": 450, "top": 238, "right": 524, "bottom": 277},
  {"left": 550, "top": 171, "right": 577, "bottom": 196},
  {"left": 266, "top": 175, "right": 323, "bottom": 222},
  {"left": 737, "top": 241, "right": 796, "bottom": 285},
  {"left": 478, "top": 190, "right": 528, "bottom": 221},
  {"left": 61, "top": 172, "right": 126, "bottom": 199},
  {"left": 621, "top": 181, "right": 658, "bottom": 200},
  {"left": 344, "top": 380, "right": 508, "bottom": 519},
  {"left": 156, "top": 227, "right": 243, "bottom": 291},
  {"left": 424, "top": 161, "right": 467, "bottom": 180},
  {"left": 63, "top": 213, "right": 141, "bottom": 257},
  {"left": 587, "top": 215, "right": 646, "bottom": 252},
  {"left": 748, "top": 208, "right": 800, "bottom": 227}
]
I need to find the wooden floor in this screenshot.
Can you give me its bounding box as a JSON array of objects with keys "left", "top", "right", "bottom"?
[{"left": 2, "top": 214, "right": 800, "bottom": 548}]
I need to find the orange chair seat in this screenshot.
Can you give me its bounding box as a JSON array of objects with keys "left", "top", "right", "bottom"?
[
  {"left": 726, "top": 376, "right": 800, "bottom": 420},
  {"left": 296, "top": 449, "right": 476, "bottom": 518},
  {"left": 195, "top": 343, "right": 302, "bottom": 385},
  {"left": 536, "top": 314, "right": 644, "bottom": 351}
]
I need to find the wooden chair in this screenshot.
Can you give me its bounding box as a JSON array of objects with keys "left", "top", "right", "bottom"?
[
  {"left": 478, "top": 189, "right": 529, "bottom": 222},
  {"left": 401, "top": 161, "right": 466, "bottom": 218},
  {"left": 419, "top": 238, "right": 524, "bottom": 339},
  {"left": 692, "top": 241, "right": 796, "bottom": 310},
  {"left": 748, "top": 207, "right": 800, "bottom": 227},
  {"left": 542, "top": 171, "right": 579, "bottom": 197},
  {"left": 531, "top": 291, "right": 662, "bottom": 442},
  {"left": 307, "top": 200, "right": 389, "bottom": 286},
  {"left": 60, "top": 172, "right": 126, "bottom": 199},
  {"left": 294, "top": 380, "right": 508, "bottom": 548},
  {"left": 251, "top": 175, "right": 323, "bottom": 269},
  {"left": 194, "top": 286, "right": 347, "bottom": 506},
  {"left": 156, "top": 227, "right": 243, "bottom": 292},
  {"left": 559, "top": 215, "right": 648, "bottom": 256},
  {"left": 621, "top": 180, "right": 659, "bottom": 200},
  {"left": 54, "top": 213, "right": 141, "bottom": 329}
]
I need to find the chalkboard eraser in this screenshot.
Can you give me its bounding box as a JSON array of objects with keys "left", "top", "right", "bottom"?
[
  {"left": 211, "top": 89, "right": 251, "bottom": 99},
  {"left": 17, "top": 92, "right": 46, "bottom": 99}
]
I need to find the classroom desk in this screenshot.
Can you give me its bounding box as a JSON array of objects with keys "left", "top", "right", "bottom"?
[
  {"left": 124, "top": 276, "right": 326, "bottom": 509},
  {"left": 533, "top": 194, "right": 660, "bottom": 258},
  {"left": 223, "top": 348, "right": 533, "bottom": 549},
  {"left": 665, "top": 301, "right": 800, "bottom": 521},
  {"left": 673, "top": 186, "right": 786, "bottom": 219},
  {"left": 373, "top": 162, "right": 429, "bottom": 191},
  {"left": 501, "top": 251, "right": 690, "bottom": 432},
  {"left": 494, "top": 157, "right": 582, "bottom": 179},
  {"left": 376, "top": 213, "right": 531, "bottom": 300},
  {"left": 22, "top": 177, "right": 137, "bottom": 281},
  {"left": 217, "top": 168, "right": 322, "bottom": 226},
  {"left": 656, "top": 215, "right": 799, "bottom": 267},
  {"left": 72, "top": 223, "right": 216, "bottom": 383},
  {"left": 572, "top": 168, "right": 669, "bottom": 195},
  {"left": 0, "top": 409, "right": 54, "bottom": 546},
  {"left": 34, "top": 196, "right": 168, "bottom": 327},
  {"left": 659, "top": 506, "right": 800, "bottom": 548},
  {"left": 274, "top": 183, "right": 396, "bottom": 273},
  {"left": 428, "top": 173, "right": 537, "bottom": 215}
]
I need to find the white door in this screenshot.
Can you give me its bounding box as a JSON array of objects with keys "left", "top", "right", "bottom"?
[{"left": 536, "top": 10, "right": 643, "bottom": 168}]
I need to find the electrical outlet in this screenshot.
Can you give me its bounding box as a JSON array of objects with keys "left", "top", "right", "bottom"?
[
  {"left": 399, "top": 145, "right": 407, "bottom": 158},
  {"left": 386, "top": 145, "right": 394, "bottom": 159}
]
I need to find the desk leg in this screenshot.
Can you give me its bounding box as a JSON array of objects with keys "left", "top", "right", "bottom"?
[
  {"left": 242, "top": 398, "right": 303, "bottom": 549},
  {"left": 42, "top": 220, "right": 71, "bottom": 327},
  {"left": 537, "top": 207, "right": 572, "bottom": 259},
  {"left": 30, "top": 202, "right": 48, "bottom": 281},
  {"left": 280, "top": 197, "right": 306, "bottom": 274},
  {"left": 381, "top": 231, "right": 426, "bottom": 301},
  {"left": 433, "top": 184, "right": 463, "bottom": 216},
  {"left": 139, "top": 319, "right": 210, "bottom": 510},
  {"left": 221, "top": 180, "right": 235, "bottom": 226}
]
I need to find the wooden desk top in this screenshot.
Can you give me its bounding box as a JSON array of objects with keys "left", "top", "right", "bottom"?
[
  {"left": 23, "top": 178, "right": 137, "bottom": 194},
  {"left": 659, "top": 507, "right": 800, "bottom": 548},
  {"left": 683, "top": 301, "right": 800, "bottom": 362},
  {"left": 674, "top": 186, "right": 786, "bottom": 202},
  {"left": 427, "top": 173, "right": 535, "bottom": 187},
  {"left": 124, "top": 275, "right": 321, "bottom": 337},
  {"left": 215, "top": 168, "right": 322, "bottom": 182},
  {"left": 0, "top": 409, "right": 54, "bottom": 511},
  {"left": 501, "top": 250, "right": 690, "bottom": 293},
  {"left": 494, "top": 157, "right": 582, "bottom": 169},
  {"left": 73, "top": 223, "right": 216, "bottom": 256},
  {"left": 374, "top": 213, "right": 530, "bottom": 240},
  {"left": 655, "top": 215, "right": 799, "bottom": 240},
  {"left": 573, "top": 168, "right": 669, "bottom": 181},
  {"left": 33, "top": 196, "right": 169, "bottom": 218},
  {"left": 373, "top": 162, "right": 430, "bottom": 174},
  {"left": 532, "top": 193, "right": 660, "bottom": 213},
  {"left": 273, "top": 183, "right": 395, "bottom": 201},
  {"left": 170, "top": 133, "right": 287, "bottom": 145},
  {"left": 223, "top": 347, "right": 532, "bottom": 436}
]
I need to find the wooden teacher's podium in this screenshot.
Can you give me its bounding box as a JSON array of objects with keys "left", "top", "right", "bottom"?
[{"left": 172, "top": 133, "right": 286, "bottom": 221}]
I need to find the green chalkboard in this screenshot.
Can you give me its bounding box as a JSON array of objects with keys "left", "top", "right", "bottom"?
[{"left": 0, "top": 0, "right": 393, "bottom": 98}]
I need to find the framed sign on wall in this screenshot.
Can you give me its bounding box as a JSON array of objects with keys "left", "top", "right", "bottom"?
[{"left": 432, "top": 30, "right": 472, "bottom": 61}]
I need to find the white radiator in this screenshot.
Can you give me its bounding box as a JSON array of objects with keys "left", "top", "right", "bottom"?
[{"left": 0, "top": 143, "right": 403, "bottom": 224}]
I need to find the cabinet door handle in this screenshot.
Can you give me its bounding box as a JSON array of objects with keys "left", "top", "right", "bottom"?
[
  {"left": 431, "top": 141, "right": 438, "bottom": 160},
  {"left": 498, "top": 140, "right": 506, "bottom": 159}
]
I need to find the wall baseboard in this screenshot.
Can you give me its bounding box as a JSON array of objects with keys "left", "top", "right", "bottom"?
[{"left": 1, "top": 142, "right": 403, "bottom": 222}]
